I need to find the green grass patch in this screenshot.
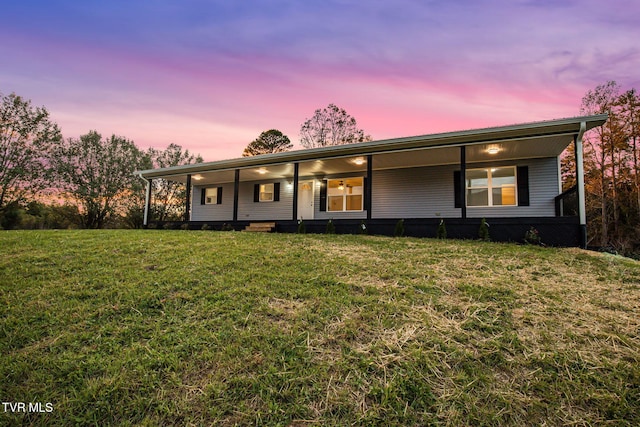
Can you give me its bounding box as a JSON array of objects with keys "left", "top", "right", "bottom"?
[{"left": 1, "top": 230, "right": 639, "bottom": 425}]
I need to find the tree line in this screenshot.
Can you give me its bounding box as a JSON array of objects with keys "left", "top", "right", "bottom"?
[
  {"left": 0, "top": 94, "right": 369, "bottom": 230},
  {"left": 3, "top": 86, "right": 638, "bottom": 256},
  {"left": 241, "top": 104, "right": 371, "bottom": 156},
  {"left": 562, "top": 81, "right": 640, "bottom": 255},
  {"left": 0, "top": 92, "right": 203, "bottom": 229}
]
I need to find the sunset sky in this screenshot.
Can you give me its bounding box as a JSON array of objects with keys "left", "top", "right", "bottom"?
[{"left": 2, "top": 1, "right": 639, "bottom": 161}]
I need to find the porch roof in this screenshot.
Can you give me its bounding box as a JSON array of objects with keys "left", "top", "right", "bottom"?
[{"left": 136, "top": 114, "right": 608, "bottom": 183}]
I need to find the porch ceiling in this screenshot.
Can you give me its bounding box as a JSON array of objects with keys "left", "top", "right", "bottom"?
[
  {"left": 374, "top": 132, "right": 573, "bottom": 170},
  {"left": 175, "top": 159, "right": 368, "bottom": 184},
  {"left": 171, "top": 132, "right": 574, "bottom": 185}
]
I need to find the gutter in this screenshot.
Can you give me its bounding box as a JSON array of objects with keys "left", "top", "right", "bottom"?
[
  {"left": 138, "top": 173, "right": 152, "bottom": 227},
  {"left": 575, "top": 121, "right": 587, "bottom": 248}
]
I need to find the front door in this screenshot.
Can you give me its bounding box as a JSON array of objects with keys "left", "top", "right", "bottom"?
[{"left": 298, "top": 180, "right": 314, "bottom": 220}]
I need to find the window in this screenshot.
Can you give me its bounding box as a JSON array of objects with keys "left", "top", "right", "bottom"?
[
  {"left": 259, "top": 183, "right": 274, "bottom": 202},
  {"left": 201, "top": 187, "right": 223, "bottom": 205},
  {"left": 327, "top": 177, "right": 363, "bottom": 211},
  {"left": 253, "top": 183, "right": 280, "bottom": 203},
  {"left": 466, "top": 167, "right": 516, "bottom": 207}
]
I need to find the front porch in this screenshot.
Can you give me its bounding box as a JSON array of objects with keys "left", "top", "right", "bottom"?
[{"left": 138, "top": 115, "right": 609, "bottom": 248}]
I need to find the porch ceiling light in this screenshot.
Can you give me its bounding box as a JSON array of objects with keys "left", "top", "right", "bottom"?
[
  {"left": 486, "top": 144, "right": 501, "bottom": 155},
  {"left": 192, "top": 174, "right": 204, "bottom": 180},
  {"left": 257, "top": 167, "right": 268, "bottom": 174},
  {"left": 352, "top": 157, "right": 366, "bottom": 166}
]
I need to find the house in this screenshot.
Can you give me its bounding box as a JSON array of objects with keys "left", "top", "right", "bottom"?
[{"left": 136, "top": 114, "right": 608, "bottom": 247}]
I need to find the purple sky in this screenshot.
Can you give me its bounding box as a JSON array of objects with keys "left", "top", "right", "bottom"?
[{"left": 2, "top": 0, "right": 639, "bottom": 161}]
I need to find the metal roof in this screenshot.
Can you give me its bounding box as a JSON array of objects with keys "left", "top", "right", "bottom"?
[{"left": 136, "top": 114, "right": 608, "bottom": 179}]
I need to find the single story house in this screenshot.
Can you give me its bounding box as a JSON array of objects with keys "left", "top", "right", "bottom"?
[{"left": 136, "top": 114, "right": 607, "bottom": 247}]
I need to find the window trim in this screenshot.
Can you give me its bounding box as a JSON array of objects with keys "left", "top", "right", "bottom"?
[
  {"left": 259, "top": 183, "right": 274, "bottom": 203},
  {"left": 326, "top": 177, "right": 364, "bottom": 212},
  {"left": 466, "top": 166, "right": 517, "bottom": 207},
  {"left": 203, "top": 187, "right": 222, "bottom": 205}
]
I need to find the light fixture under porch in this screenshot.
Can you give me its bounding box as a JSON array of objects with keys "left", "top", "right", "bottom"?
[{"left": 486, "top": 144, "right": 501, "bottom": 155}]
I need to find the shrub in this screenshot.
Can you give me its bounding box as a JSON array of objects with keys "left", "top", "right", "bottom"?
[
  {"left": 358, "top": 220, "right": 367, "bottom": 235},
  {"left": 394, "top": 219, "right": 405, "bottom": 237},
  {"left": 478, "top": 218, "right": 490, "bottom": 241},
  {"left": 524, "top": 226, "right": 542, "bottom": 245},
  {"left": 201, "top": 224, "right": 211, "bottom": 231},
  {"left": 437, "top": 219, "right": 447, "bottom": 239},
  {"left": 163, "top": 222, "right": 174, "bottom": 230},
  {"left": 221, "top": 223, "right": 234, "bottom": 231},
  {"left": 0, "top": 202, "right": 21, "bottom": 230},
  {"left": 179, "top": 223, "right": 190, "bottom": 230},
  {"left": 326, "top": 219, "right": 335, "bottom": 234},
  {"left": 297, "top": 219, "right": 306, "bottom": 234}
]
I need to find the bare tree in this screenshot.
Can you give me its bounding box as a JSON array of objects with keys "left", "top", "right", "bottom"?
[
  {"left": 619, "top": 89, "right": 640, "bottom": 220},
  {"left": 148, "top": 144, "right": 203, "bottom": 222},
  {"left": 580, "top": 81, "right": 620, "bottom": 244},
  {"left": 299, "top": 104, "right": 371, "bottom": 148}
]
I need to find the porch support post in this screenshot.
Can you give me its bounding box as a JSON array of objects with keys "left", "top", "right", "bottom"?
[
  {"left": 184, "top": 174, "right": 192, "bottom": 222},
  {"left": 460, "top": 146, "right": 467, "bottom": 219},
  {"left": 292, "top": 163, "right": 299, "bottom": 221},
  {"left": 233, "top": 169, "right": 240, "bottom": 222},
  {"left": 366, "top": 154, "right": 373, "bottom": 220},
  {"left": 575, "top": 122, "right": 587, "bottom": 248},
  {"left": 143, "top": 177, "right": 152, "bottom": 227}
]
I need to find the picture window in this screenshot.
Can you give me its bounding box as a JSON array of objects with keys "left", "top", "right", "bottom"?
[{"left": 466, "top": 167, "right": 516, "bottom": 207}]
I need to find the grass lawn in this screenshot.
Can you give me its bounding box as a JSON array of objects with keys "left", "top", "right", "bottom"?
[{"left": 1, "top": 230, "right": 639, "bottom": 426}]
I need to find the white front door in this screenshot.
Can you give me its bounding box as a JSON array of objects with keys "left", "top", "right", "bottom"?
[{"left": 298, "top": 180, "right": 314, "bottom": 220}]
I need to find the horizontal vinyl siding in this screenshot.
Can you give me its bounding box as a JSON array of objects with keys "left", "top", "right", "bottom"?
[
  {"left": 191, "top": 184, "right": 234, "bottom": 221},
  {"left": 372, "top": 165, "right": 458, "bottom": 219},
  {"left": 466, "top": 158, "right": 558, "bottom": 218},
  {"left": 190, "top": 158, "right": 559, "bottom": 221},
  {"left": 192, "top": 180, "right": 295, "bottom": 221},
  {"left": 237, "top": 179, "right": 293, "bottom": 221},
  {"left": 371, "top": 158, "right": 559, "bottom": 219}
]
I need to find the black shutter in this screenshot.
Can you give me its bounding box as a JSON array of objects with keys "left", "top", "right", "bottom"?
[
  {"left": 454, "top": 171, "right": 462, "bottom": 208},
  {"left": 200, "top": 188, "right": 206, "bottom": 205},
  {"left": 274, "top": 182, "right": 280, "bottom": 201},
  {"left": 517, "top": 166, "right": 529, "bottom": 206},
  {"left": 254, "top": 184, "right": 260, "bottom": 202},
  {"left": 363, "top": 177, "right": 369, "bottom": 211},
  {"left": 319, "top": 180, "right": 327, "bottom": 212},
  {"left": 217, "top": 187, "right": 223, "bottom": 204}
]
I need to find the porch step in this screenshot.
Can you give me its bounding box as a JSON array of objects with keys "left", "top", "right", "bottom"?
[{"left": 243, "top": 222, "right": 276, "bottom": 232}]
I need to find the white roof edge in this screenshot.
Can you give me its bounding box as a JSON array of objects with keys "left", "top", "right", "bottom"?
[{"left": 136, "top": 114, "right": 608, "bottom": 178}]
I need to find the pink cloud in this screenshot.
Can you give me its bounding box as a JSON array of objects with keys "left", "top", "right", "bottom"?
[{"left": 2, "top": 0, "right": 638, "bottom": 162}]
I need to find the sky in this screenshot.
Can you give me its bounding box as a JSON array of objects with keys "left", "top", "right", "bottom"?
[{"left": 2, "top": 0, "right": 639, "bottom": 161}]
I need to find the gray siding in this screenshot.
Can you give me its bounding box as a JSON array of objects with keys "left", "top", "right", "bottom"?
[
  {"left": 189, "top": 157, "right": 559, "bottom": 222},
  {"left": 466, "top": 158, "right": 558, "bottom": 218},
  {"left": 191, "top": 184, "right": 234, "bottom": 221},
  {"left": 237, "top": 179, "right": 293, "bottom": 221},
  {"left": 372, "top": 164, "right": 458, "bottom": 219},
  {"left": 191, "top": 179, "right": 294, "bottom": 221},
  {"left": 372, "top": 157, "right": 559, "bottom": 219}
]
